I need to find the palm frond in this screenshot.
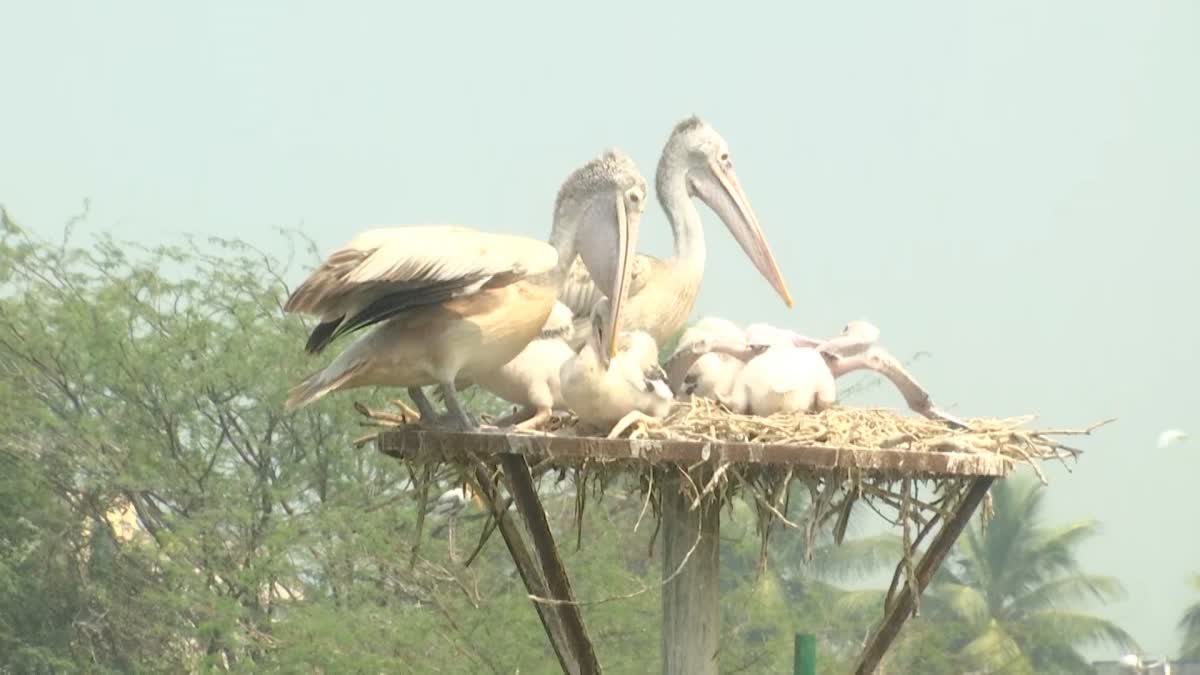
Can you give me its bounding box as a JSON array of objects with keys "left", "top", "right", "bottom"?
[
  {"left": 930, "top": 582, "right": 990, "bottom": 629},
  {"left": 1018, "top": 609, "right": 1140, "bottom": 652},
  {"left": 808, "top": 534, "right": 904, "bottom": 583},
  {"left": 1006, "top": 574, "right": 1126, "bottom": 618},
  {"left": 960, "top": 623, "right": 1033, "bottom": 675}
]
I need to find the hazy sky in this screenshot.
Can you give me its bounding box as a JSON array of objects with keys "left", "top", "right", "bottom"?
[{"left": 2, "top": 0, "right": 1197, "bottom": 660}]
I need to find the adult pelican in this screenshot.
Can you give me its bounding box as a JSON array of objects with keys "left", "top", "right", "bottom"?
[
  {"left": 283, "top": 150, "right": 648, "bottom": 429},
  {"left": 558, "top": 116, "right": 793, "bottom": 347}
]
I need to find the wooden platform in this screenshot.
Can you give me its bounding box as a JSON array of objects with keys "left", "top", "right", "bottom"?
[
  {"left": 373, "top": 425, "right": 1017, "bottom": 674},
  {"left": 376, "top": 428, "right": 1014, "bottom": 479}
]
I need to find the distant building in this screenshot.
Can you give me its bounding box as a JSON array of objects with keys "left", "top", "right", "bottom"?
[{"left": 1092, "top": 660, "right": 1200, "bottom": 675}]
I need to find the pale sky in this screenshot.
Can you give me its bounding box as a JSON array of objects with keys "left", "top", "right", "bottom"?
[{"left": 2, "top": 0, "right": 1197, "bottom": 661}]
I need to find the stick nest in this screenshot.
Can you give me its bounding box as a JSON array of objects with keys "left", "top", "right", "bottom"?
[{"left": 539, "top": 398, "right": 1093, "bottom": 474}]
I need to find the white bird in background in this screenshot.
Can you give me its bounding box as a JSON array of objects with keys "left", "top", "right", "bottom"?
[
  {"left": 427, "top": 484, "right": 478, "bottom": 521},
  {"left": 425, "top": 484, "right": 485, "bottom": 560},
  {"left": 1156, "top": 429, "right": 1189, "bottom": 449}
]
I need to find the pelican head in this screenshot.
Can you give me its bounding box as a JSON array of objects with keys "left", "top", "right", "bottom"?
[
  {"left": 659, "top": 116, "right": 793, "bottom": 308},
  {"left": 842, "top": 320, "right": 881, "bottom": 343},
  {"left": 744, "top": 322, "right": 798, "bottom": 349},
  {"left": 555, "top": 148, "right": 647, "bottom": 350},
  {"left": 812, "top": 319, "right": 881, "bottom": 359}
]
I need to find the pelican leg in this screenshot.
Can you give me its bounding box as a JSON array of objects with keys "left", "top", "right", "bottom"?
[
  {"left": 407, "top": 387, "right": 439, "bottom": 422},
  {"left": 607, "top": 411, "right": 663, "bottom": 439},
  {"left": 513, "top": 407, "right": 553, "bottom": 432},
  {"left": 439, "top": 380, "right": 480, "bottom": 431},
  {"left": 491, "top": 406, "right": 530, "bottom": 428}
]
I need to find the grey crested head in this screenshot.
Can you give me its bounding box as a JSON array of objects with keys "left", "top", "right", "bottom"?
[
  {"left": 555, "top": 148, "right": 646, "bottom": 219},
  {"left": 657, "top": 115, "right": 727, "bottom": 176}
]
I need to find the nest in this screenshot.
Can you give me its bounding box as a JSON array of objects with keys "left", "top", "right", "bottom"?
[{"left": 533, "top": 397, "right": 1092, "bottom": 475}]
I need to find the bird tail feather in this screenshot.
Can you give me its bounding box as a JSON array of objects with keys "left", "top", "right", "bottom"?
[{"left": 285, "top": 360, "right": 367, "bottom": 411}]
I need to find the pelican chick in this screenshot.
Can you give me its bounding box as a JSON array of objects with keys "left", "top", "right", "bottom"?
[
  {"left": 283, "top": 149, "right": 647, "bottom": 430},
  {"left": 681, "top": 320, "right": 968, "bottom": 429},
  {"left": 560, "top": 298, "right": 673, "bottom": 439},
  {"left": 723, "top": 343, "right": 836, "bottom": 417},
  {"left": 663, "top": 320, "right": 825, "bottom": 413},
  {"left": 665, "top": 316, "right": 749, "bottom": 400},
  {"left": 469, "top": 301, "right": 577, "bottom": 430}
]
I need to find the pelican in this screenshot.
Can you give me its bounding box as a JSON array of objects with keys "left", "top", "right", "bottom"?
[
  {"left": 283, "top": 149, "right": 647, "bottom": 429},
  {"left": 722, "top": 339, "right": 835, "bottom": 417},
  {"left": 560, "top": 298, "right": 674, "bottom": 438},
  {"left": 558, "top": 116, "right": 793, "bottom": 348},
  {"left": 665, "top": 316, "right": 752, "bottom": 400},
  {"left": 663, "top": 320, "right": 820, "bottom": 408},
  {"left": 467, "top": 301, "right": 577, "bottom": 430},
  {"left": 671, "top": 320, "right": 968, "bottom": 428}
]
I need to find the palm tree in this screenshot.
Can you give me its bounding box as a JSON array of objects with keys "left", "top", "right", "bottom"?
[
  {"left": 1180, "top": 574, "right": 1200, "bottom": 659},
  {"left": 718, "top": 486, "right": 905, "bottom": 672},
  {"left": 908, "top": 473, "right": 1137, "bottom": 673}
]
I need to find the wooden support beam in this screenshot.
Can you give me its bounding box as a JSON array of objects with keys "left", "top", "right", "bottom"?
[
  {"left": 852, "top": 477, "right": 996, "bottom": 674},
  {"left": 498, "top": 454, "right": 601, "bottom": 674},
  {"left": 661, "top": 472, "right": 720, "bottom": 675},
  {"left": 470, "top": 466, "right": 579, "bottom": 674}
]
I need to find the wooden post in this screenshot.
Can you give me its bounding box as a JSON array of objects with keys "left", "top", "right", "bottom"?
[
  {"left": 660, "top": 471, "right": 720, "bottom": 675},
  {"left": 499, "top": 454, "right": 601, "bottom": 674},
  {"left": 853, "top": 477, "right": 995, "bottom": 674}
]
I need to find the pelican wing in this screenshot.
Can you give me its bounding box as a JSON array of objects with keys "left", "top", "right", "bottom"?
[
  {"left": 538, "top": 301, "right": 576, "bottom": 340},
  {"left": 286, "top": 226, "right": 557, "bottom": 353}
]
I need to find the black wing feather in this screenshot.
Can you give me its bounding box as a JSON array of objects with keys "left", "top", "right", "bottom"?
[{"left": 304, "top": 275, "right": 488, "bottom": 354}]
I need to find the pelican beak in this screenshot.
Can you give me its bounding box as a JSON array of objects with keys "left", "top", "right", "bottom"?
[
  {"left": 690, "top": 159, "right": 793, "bottom": 308},
  {"left": 592, "top": 310, "right": 612, "bottom": 370},
  {"left": 605, "top": 194, "right": 638, "bottom": 362}
]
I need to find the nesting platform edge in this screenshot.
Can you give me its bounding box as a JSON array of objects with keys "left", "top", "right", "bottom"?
[{"left": 375, "top": 428, "right": 1014, "bottom": 479}]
